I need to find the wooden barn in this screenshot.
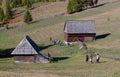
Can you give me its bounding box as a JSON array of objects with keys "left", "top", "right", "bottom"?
[
  {"left": 64, "top": 20, "right": 96, "bottom": 42},
  {"left": 11, "top": 36, "right": 49, "bottom": 63}
]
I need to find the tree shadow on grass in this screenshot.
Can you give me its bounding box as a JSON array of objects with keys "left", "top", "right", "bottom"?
[
  {"left": 71, "top": 2, "right": 108, "bottom": 14},
  {"left": 0, "top": 48, "right": 14, "bottom": 58},
  {"left": 52, "top": 57, "right": 69, "bottom": 62},
  {"left": 0, "top": 44, "right": 54, "bottom": 58},
  {"left": 95, "top": 33, "right": 111, "bottom": 40},
  {"left": 92, "top": 2, "right": 108, "bottom": 8}
]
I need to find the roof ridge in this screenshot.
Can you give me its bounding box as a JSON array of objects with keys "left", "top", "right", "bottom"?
[
  {"left": 25, "top": 36, "right": 38, "bottom": 54},
  {"left": 11, "top": 36, "right": 39, "bottom": 55},
  {"left": 64, "top": 20, "right": 96, "bottom": 33}
]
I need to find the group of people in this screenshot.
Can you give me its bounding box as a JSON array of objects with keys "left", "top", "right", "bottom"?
[
  {"left": 50, "top": 37, "right": 62, "bottom": 46},
  {"left": 86, "top": 54, "right": 100, "bottom": 63}
]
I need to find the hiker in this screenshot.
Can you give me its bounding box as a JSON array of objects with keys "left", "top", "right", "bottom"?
[
  {"left": 57, "top": 40, "right": 61, "bottom": 46},
  {"left": 66, "top": 42, "right": 70, "bottom": 47},
  {"left": 56, "top": 40, "right": 60, "bottom": 45},
  {"left": 59, "top": 40, "right": 62, "bottom": 46},
  {"left": 50, "top": 37, "right": 52, "bottom": 42},
  {"left": 83, "top": 42, "right": 87, "bottom": 51},
  {"left": 96, "top": 54, "right": 100, "bottom": 63},
  {"left": 86, "top": 54, "right": 89, "bottom": 63},
  {"left": 53, "top": 39, "right": 57, "bottom": 45},
  {"left": 89, "top": 54, "right": 93, "bottom": 63},
  {"left": 48, "top": 52, "right": 52, "bottom": 62}
]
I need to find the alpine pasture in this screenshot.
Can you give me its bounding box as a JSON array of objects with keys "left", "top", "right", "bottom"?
[{"left": 0, "top": 0, "right": 120, "bottom": 77}]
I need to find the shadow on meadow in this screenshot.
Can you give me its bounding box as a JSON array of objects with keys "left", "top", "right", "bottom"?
[
  {"left": 39, "top": 44, "right": 54, "bottom": 51},
  {"left": 0, "top": 48, "right": 14, "bottom": 58},
  {"left": 0, "top": 44, "right": 54, "bottom": 58},
  {"left": 92, "top": 2, "right": 108, "bottom": 8},
  {"left": 95, "top": 33, "right": 111, "bottom": 40},
  {"left": 71, "top": 2, "right": 108, "bottom": 14},
  {"left": 52, "top": 57, "right": 69, "bottom": 62}
]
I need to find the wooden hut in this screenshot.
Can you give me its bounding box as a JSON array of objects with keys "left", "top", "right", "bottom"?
[
  {"left": 64, "top": 20, "right": 96, "bottom": 42},
  {"left": 11, "top": 36, "right": 49, "bottom": 63}
]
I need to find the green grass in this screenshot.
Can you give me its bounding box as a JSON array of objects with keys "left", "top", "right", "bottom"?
[
  {"left": 1, "top": 1, "right": 120, "bottom": 49},
  {"left": 0, "top": 1, "right": 120, "bottom": 77}
]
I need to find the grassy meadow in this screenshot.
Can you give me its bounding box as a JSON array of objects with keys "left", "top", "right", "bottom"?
[{"left": 0, "top": 0, "right": 120, "bottom": 77}]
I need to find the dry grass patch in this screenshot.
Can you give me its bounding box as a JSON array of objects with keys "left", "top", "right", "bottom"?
[{"left": 0, "top": 71, "right": 62, "bottom": 77}]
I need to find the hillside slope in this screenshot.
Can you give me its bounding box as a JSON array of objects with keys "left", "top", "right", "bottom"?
[{"left": 0, "top": 0, "right": 120, "bottom": 77}]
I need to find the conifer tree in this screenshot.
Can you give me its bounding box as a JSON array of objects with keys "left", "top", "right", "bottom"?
[
  {"left": 67, "top": 0, "right": 99, "bottom": 14},
  {"left": 26, "top": 0, "right": 32, "bottom": 9},
  {"left": 67, "top": 0, "right": 84, "bottom": 14},
  {"left": 67, "top": 0, "right": 74, "bottom": 14},
  {"left": 24, "top": 10, "right": 32, "bottom": 23},
  {"left": 89, "top": 0, "right": 94, "bottom": 7},
  {"left": 0, "top": 7, "right": 4, "bottom": 22},
  {"left": 94, "top": 0, "right": 98, "bottom": 5},
  {"left": 12, "top": 0, "right": 17, "bottom": 8},
  {"left": 5, "top": 4, "right": 12, "bottom": 20},
  {"left": 2, "top": 0, "right": 8, "bottom": 15},
  {"left": 2, "top": 0, "right": 12, "bottom": 20},
  {"left": 22, "top": 0, "right": 27, "bottom": 5}
]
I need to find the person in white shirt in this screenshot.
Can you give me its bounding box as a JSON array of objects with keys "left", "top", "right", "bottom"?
[{"left": 96, "top": 54, "right": 100, "bottom": 63}]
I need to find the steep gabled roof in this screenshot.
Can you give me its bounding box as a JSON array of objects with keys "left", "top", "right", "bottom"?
[
  {"left": 11, "top": 36, "right": 40, "bottom": 55},
  {"left": 64, "top": 20, "right": 96, "bottom": 34}
]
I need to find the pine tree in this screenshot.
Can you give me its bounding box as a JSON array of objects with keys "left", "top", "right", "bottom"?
[
  {"left": 5, "top": 4, "right": 12, "bottom": 20},
  {"left": 89, "top": 0, "right": 94, "bottom": 7},
  {"left": 5, "top": 24, "right": 9, "bottom": 29},
  {"left": 26, "top": 0, "right": 32, "bottom": 9},
  {"left": 12, "top": 0, "right": 17, "bottom": 8},
  {"left": 2, "top": 0, "right": 8, "bottom": 15},
  {"left": 84, "top": 0, "right": 89, "bottom": 8},
  {"left": 76, "top": 0, "right": 85, "bottom": 11},
  {"left": 72, "top": 0, "right": 80, "bottom": 12},
  {"left": 67, "top": 0, "right": 84, "bottom": 14},
  {"left": 94, "top": 0, "right": 98, "bottom": 5},
  {"left": 2, "top": 0, "right": 12, "bottom": 20},
  {"left": 0, "top": 7, "right": 4, "bottom": 22},
  {"left": 17, "top": 0, "right": 22, "bottom": 6},
  {"left": 22, "top": 0, "right": 27, "bottom": 5},
  {"left": 67, "top": 0, "right": 74, "bottom": 14},
  {"left": 24, "top": 10, "right": 32, "bottom": 23}
]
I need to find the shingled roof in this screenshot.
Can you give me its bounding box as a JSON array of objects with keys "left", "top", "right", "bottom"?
[
  {"left": 11, "top": 36, "right": 40, "bottom": 55},
  {"left": 64, "top": 20, "right": 96, "bottom": 34}
]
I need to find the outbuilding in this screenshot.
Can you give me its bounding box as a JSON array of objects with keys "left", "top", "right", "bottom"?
[
  {"left": 11, "top": 35, "right": 49, "bottom": 63},
  {"left": 64, "top": 20, "right": 96, "bottom": 42}
]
